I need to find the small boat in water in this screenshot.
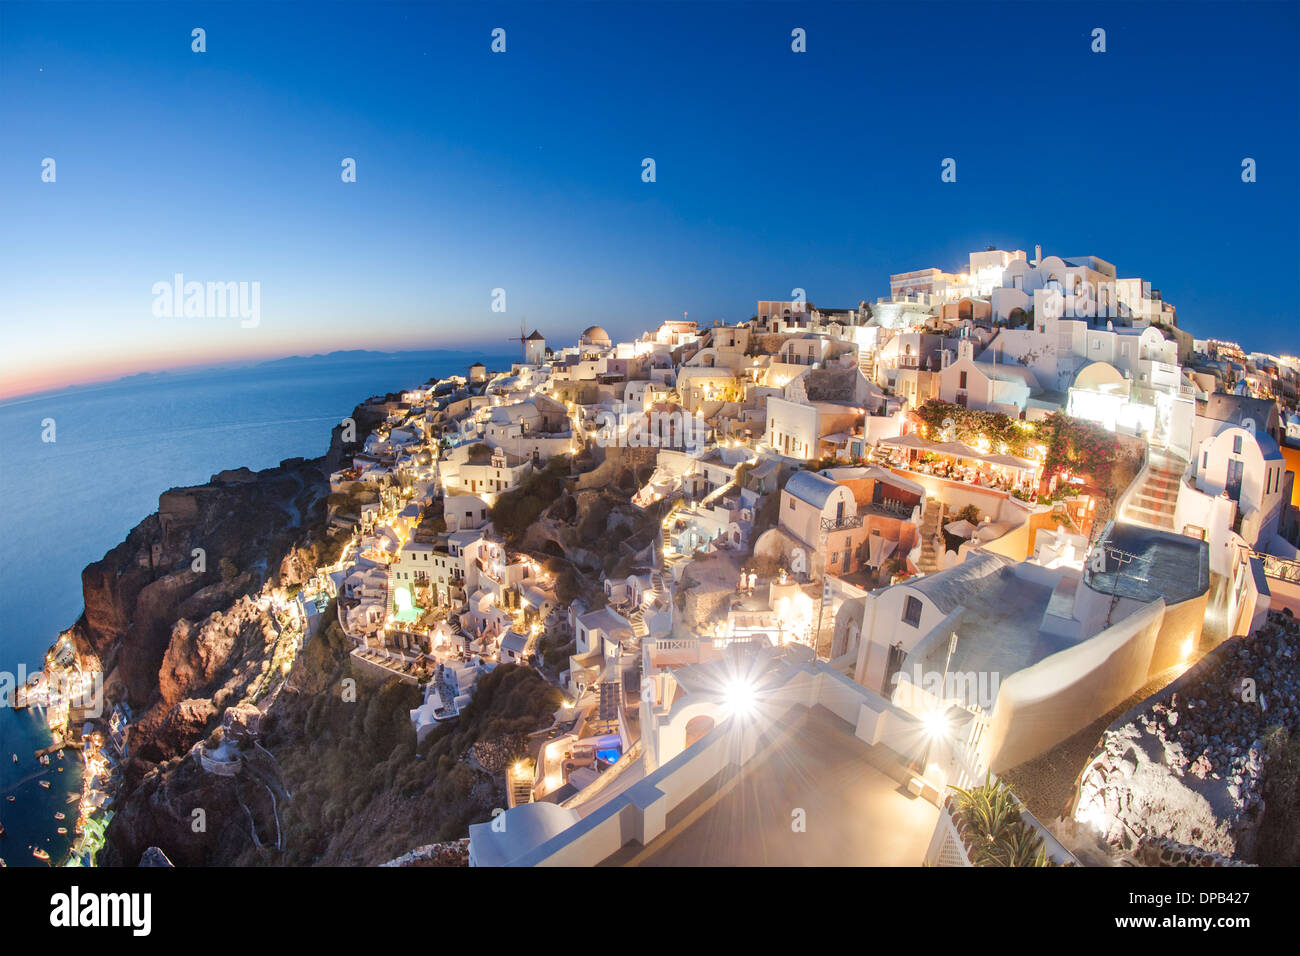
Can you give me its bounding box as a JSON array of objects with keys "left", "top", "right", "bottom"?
[
  {"left": 0, "top": 822, "right": 6, "bottom": 837},
  {"left": 56, "top": 828, "right": 67, "bottom": 835},
  {"left": 32, "top": 847, "right": 49, "bottom": 862},
  {"left": 5, "top": 796, "right": 14, "bottom": 803},
  {"left": 38, "top": 780, "right": 50, "bottom": 789},
  {"left": 10, "top": 754, "right": 15, "bottom": 764},
  {"left": 54, "top": 812, "right": 65, "bottom": 821}
]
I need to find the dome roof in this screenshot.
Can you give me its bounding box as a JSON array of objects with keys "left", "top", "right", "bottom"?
[
  {"left": 468, "top": 801, "right": 581, "bottom": 866},
  {"left": 784, "top": 470, "right": 842, "bottom": 510},
  {"left": 579, "top": 325, "right": 612, "bottom": 346},
  {"left": 1074, "top": 361, "right": 1127, "bottom": 392}
]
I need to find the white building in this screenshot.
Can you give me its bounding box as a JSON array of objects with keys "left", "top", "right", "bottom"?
[
  {"left": 938, "top": 340, "right": 1040, "bottom": 416},
  {"left": 779, "top": 470, "right": 856, "bottom": 549},
  {"left": 1177, "top": 425, "right": 1293, "bottom": 572}
]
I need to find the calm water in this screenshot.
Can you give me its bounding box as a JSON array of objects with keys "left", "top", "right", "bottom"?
[{"left": 0, "top": 349, "right": 507, "bottom": 866}]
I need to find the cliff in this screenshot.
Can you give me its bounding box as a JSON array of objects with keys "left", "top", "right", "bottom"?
[
  {"left": 75, "top": 457, "right": 330, "bottom": 750},
  {"left": 93, "top": 396, "right": 561, "bottom": 865}
]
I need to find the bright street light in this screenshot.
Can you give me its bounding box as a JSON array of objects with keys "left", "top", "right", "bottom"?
[{"left": 723, "top": 677, "right": 757, "bottom": 719}]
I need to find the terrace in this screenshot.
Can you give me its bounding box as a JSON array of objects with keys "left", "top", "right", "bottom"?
[
  {"left": 1085, "top": 521, "right": 1209, "bottom": 606},
  {"left": 907, "top": 558, "right": 1065, "bottom": 695},
  {"left": 875, "top": 433, "right": 1040, "bottom": 495},
  {"left": 610, "top": 706, "right": 938, "bottom": 866}
]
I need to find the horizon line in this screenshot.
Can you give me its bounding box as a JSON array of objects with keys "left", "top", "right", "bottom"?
[{"left": 0, "top": 344, "right": 520, "bottom": 406}]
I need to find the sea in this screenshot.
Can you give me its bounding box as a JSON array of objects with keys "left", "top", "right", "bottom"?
[{"left": 0, "top": 348, "right": 510, "bottom": 867}]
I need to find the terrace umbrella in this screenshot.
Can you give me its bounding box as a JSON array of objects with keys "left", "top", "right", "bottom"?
[
  {"left": 933, "top": 440, "right": 985, "bottom": 462},
  {"left": 982, "top": 453, "right": 1037, "bottom": 472},
  {"left": 878, "top": 433, "right": 932, "bottom": 450},
  {"left": 943, "top": 519, "right": 977, "bottom": 539}
]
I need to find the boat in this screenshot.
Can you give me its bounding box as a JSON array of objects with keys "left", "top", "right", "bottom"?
[
  {"left": 38, "top": 780, "right": 50, "bottom": 789},
  {"left": 0, "top": 822, "right": 5, "bottom": 836},
  {"left": 0, "top": 858, "right": 6, "bottom": 867},
  {"left": 54, "top": 812, "right": 65, "bottom": 821},
  {"left": 10, "top": 754, "right": 15, "bottom": 764},
  {"left": 32, "top": 847, "right": 49, "bottom": 862},
  {"left": 6, "top": 796, "right": 14, "bottom": 803},
  {"left": 57, "top": 828, "right": 67, "bottom": 835}
]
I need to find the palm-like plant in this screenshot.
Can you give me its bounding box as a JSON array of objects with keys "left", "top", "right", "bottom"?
[{"left": 948, "top": 775, "right": 1054, "bottom": 867}]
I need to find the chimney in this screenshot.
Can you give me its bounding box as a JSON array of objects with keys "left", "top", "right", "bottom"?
[{"left": 1033, "top": 244, "right": 1042, "bottom": 266}]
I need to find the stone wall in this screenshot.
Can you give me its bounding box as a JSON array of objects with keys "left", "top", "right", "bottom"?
[{"left": 1071, "top": 610, "right": 1300, "bottom": 863}]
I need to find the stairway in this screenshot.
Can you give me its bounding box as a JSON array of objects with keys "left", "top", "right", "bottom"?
[
  {"left": 917, "top": 497, "right": 943, "bottom": 575},
  {"left": 650, "top": 570, "right": 667, "bottom": 596},
  {"left": 698, "top": 477, "right": 736, "bottom": 508},
  {"left": 628, "top": 609, "right": 648, "bottom": 638},
  {"left": 660, "top": 493, "right": 687, "bottom": 569},
  {"left": 508, "top": 771, "right": 534, "bottom": 809},
  {"left": 1121, "top": 451, "right": 1185, "bottom": 531},
  {"left": 859, "top": 351, "right": 878, "bottom": 384}
]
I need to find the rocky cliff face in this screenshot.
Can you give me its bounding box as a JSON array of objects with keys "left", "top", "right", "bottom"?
[
  {"left": 91, "top": 395, "right": 566, "bottom": 866},
  {"left": 72, "top": 450, "right": 339, "bottom": 871},
  {"left": 75, "top": 457, "right": 328, "bottom": 723},
  {"left": 1069, "top": 611, "right": 1300, "bottom": 864}
]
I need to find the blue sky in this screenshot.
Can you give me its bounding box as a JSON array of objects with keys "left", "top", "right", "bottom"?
[{"left": 1, "top": 1, "right": 1297, "bottom": 397}]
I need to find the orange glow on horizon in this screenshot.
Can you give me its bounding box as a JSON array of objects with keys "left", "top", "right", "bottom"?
[{"left": 0, "top": 333, "right": 485, "bottom": 403}]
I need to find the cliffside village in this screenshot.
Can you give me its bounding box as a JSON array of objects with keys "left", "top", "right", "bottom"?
[
  {"left": 278, "top": 245, "right": 1300, "bottom": 866},
  {"left": 28, "top": 246, "right": 1298, "bottom": 869}
]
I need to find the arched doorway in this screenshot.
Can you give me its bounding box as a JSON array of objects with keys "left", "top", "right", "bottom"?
[{"left": 684, "top": 715, "right": 716, "bottom": 749}]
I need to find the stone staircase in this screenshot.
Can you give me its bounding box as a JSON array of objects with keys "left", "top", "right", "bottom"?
[
  {"left": 917, "top": 497, "right": 943, "bottom": 574},
  {"left": 508, "top": 772, "right": 534, "bottom": 809},
  {"left": 1120, "top": 451, "right": 1185, "bottom": 531},
  {"left": 698, "top": 477, "right": 736, "bottom": 508},
  {"left": 858, "top": 348, "right": 875, "bottom": 381},
  {"left": 650, "top": 570, "right": 668, "bottom": 596},
  {"left": 660, "top": 493, "right": 687, "bottom": 569},
  {"left": 628, "top": 608, "right": 648, "bottom": 638}
]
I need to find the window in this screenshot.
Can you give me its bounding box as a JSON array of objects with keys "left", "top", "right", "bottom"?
[
  {"left": 958, "top": 371, "right": 968, "bottom": 390},
  {"left": 788, "top": 497, "right": 795, "bottom": 510},
  {"left": 903, "top": 595, "right": 923, "bottom": 628},
  {"left": 1232, "top": 435, "right": 1243, "bottom": 455}
]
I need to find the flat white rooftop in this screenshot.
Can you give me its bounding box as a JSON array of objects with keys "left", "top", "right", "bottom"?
[{"left": 604, "top": 706, "right": 938, "bottom": 866}]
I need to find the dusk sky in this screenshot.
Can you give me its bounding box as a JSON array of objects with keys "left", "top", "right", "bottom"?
[{"left": 2, "top": 1, "right": 1297, "bottom": 400}]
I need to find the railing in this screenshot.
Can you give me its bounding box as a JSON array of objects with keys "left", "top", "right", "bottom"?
[
  {"left": 821, "top": 514, "right": 865, "bottom": 533},
  {"left": 925, "top": 806, "right": 974, "bottom": 867},
  {"left": 1248, "top": 550, "right": 1300, "bottom": 584},
  {"left": 865, "top": 498, "right": 912, "bottom": 518},
  {"left": 1112, "top": 441, "right": 1151, "bottom": 531},
  {"left": 925, "top": 756, "right": 1081, "bottom": 867}
]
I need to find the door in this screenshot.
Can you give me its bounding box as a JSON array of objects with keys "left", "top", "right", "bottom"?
[{"left": 1226, "top": 458, "right": 1244, "bottom": 501}]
